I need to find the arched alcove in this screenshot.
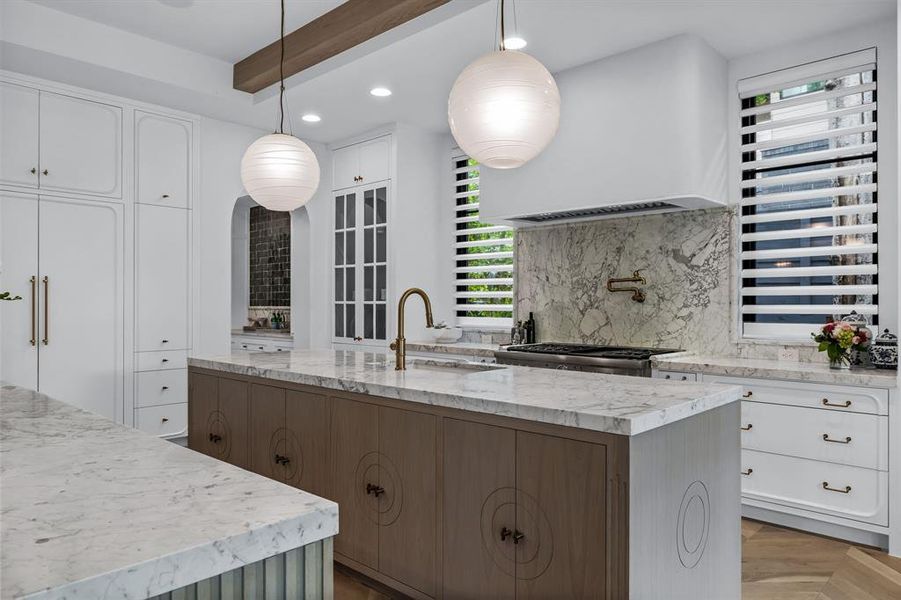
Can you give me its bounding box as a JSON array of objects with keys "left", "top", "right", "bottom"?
[{"left": 230, "top": 196, "right": 311, "bottom": 349}]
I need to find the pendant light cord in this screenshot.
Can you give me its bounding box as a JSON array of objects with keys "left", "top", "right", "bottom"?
[
  {"left": 499, "top": 0, "right": 506, "bottom": 51},
  {"left": 278, "top": 0, "right": 286, "bottom": 134}
]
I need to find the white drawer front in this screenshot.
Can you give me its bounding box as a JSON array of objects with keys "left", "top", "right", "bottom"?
[
  {"left": 135, "top": 403, "right": 187, "bottom": 438},
  {"left": 741, "top": 402, "right": 887, "bottom": 471},
  {"left": 652, "top": 370, "right": 697, "bottom": 382},
  {"left": 136, "top": 350, "right": 187, "bottom": 372},
  {"left": 741, "top": 449, "right": 887, "bottom": 526},
  {"left": 704, "top": 375, "right": 888, "bottom": 416},
  {"left": 136, "top": 369, "right": 187, "bottom": 408}
]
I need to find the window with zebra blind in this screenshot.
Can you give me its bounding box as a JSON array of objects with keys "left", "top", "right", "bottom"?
[
  {"left": 738, "top": 49, "right": 878, "bottom": 339},
  {"left": 453, "top": 155, "right": 514, "bottom": 326}
]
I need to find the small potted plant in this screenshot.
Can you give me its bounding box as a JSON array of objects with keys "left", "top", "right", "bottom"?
[{"left": 812, "top": 320, "right": 871, "bottom": 370}]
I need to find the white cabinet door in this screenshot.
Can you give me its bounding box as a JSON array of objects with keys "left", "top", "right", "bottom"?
[
  {"left": 136, "top": 204, "right": 189, "bottom": 351},
  {"left": 333, "top": 144, "right": 360, "bottom": 190},
  {"left": 135, "top": 111, "right": 191, "bottom": 208},
  {"left": 0, "top": 193, "right": 39, "bottom": 389},
  {"left": 0, "top": 83, "right": 40, "bottom": 189},
  {"left": 358, "top": 136, "right": 390, "bottom": 184},
  {"left": 39, "top": 92, "right": 122, "bottom": 198},
  {"left": 332, "top": 184, "right": 390, "bottom": 346},
  {"left": 38, "top": 196, "right": 124, "bottom": 421}
]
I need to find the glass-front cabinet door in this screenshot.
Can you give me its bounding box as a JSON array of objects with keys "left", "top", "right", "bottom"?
[{"left": 333, "top": 184, "right": 389, "bottom": 347}]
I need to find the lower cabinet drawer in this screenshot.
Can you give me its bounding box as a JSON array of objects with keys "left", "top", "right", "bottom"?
[
  {"left": 136, "top": 403, "right": 187, "bottom": 438},
  {"left": 741, "top": 402, "right": 887, "bottom": 470},
  {"left": 136, "top": 350, "right": 188, "bottom": 371},
  {"left": 741, "top": 449, "right": 887, "bottom": 526},
  {"left": 652, "top": 370, "right": 698, "bottom": 382},
  {"left": 705, "top": 375, "right": 888, "bottom": 415},
  {"left": 136, "top": 369, "right": 187, "bottom": 408}
]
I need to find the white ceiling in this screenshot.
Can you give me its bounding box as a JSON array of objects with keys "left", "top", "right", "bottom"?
[
  {"left": 15, "top": 0, "right": 899, "bottom": 144},
  {"left": 27, "top": 0, "right": 346, "bottom": 63}
]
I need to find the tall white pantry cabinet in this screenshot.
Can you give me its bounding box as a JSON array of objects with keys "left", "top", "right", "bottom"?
[{"left": 0, "top": 73, "right": 197, "bottom": 439}]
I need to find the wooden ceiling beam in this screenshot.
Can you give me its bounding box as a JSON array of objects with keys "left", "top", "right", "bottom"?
[{"left": 234, "top": 0, "right": 451, "bottom": 94}]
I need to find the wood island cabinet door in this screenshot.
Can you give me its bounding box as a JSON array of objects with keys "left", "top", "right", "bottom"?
[
  {"left": 331, "top": 397, "right": 379, "bottom": 569},
  {"left": 188, "top": 372, "right": 218, "bottom": 457},
  {"left": 249, "top": 384, "right": 286, "bottom": 481},
  {"left": 285, "top": 390, "right": 330, "bottom": 499},
  {"left": 217, "top": 378, "right": 249, "bottom": 470},
  {"left": 377, "top": 406, "right": 437, "bottom": 597},
  {"left": 443, "top": 419, "right": 516, "bottom": 600},
  {"left": 515, "top": 432, "right": 608, "bottom": 599}
]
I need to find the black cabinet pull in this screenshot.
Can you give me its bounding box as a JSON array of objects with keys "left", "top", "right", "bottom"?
[
  {"left": 209, "top": 433, "right": 222, "bottom": 443},
  {"left": 740, "top": 424, "right": 753, "bottom": 431},
  {"left": 500, "top": 527, "right": 512, "bottom": 541},
  {"left": 161, "top": 386, "right": 169, "bottom": 391},
  {"left": 365, "top": 483, "right": 384, "bottom": 497},
  {"left": 512, "top": 530, "right": 525, "bottom": 544},
  {"left": 161, "top": 358, "right": 169, "bottom": 363}
]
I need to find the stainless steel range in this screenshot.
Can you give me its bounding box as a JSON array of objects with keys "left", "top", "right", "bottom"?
[{"left": 495, "top": 343, "right": 681, "bottom": 377}]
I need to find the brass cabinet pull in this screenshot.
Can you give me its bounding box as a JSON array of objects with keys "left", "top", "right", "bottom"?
[
  {"left": 741, "top": 468, "right": 753, "bottom": 476},
  {"left": 822, "top": 482, "right": 851, "bottom": 494},
  {"left": 822, "top": 434, "right": 851, "bottom": 444},
  {"left": 41, "top": 276, "right": 49, "bottom": 345},
  {"left": 740, "top": 424, "right": 753, "bottom": 431},
  {"left": 742, "top": 391, "right": 753, "bottom": 398},
  {"left": 822, "top": 398, "right": 851, "bottom": 408},
  {"left": 29, "top": 276, "right": 36, "bottom": 345},
  {"left": 512, "top": 530, "right": 525, "bottom": 544}
]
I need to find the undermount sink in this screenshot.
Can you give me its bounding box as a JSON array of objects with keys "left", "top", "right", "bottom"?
[{"left": 402, "top": 359, "right": 505, "bottom": 374}]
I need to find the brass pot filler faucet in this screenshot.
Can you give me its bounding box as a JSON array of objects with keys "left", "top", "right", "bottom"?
[
  {"left": 606, "top": 270, "right": 647, "bottom": 303},
  {"left": 390, "top": 287, "right": 434, "bottom": 370}
]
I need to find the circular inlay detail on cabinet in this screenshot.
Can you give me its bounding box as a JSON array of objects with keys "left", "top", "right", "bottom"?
[
  {"left": 353, "top": 452, "right": 403, "bottom": 526},
  {"left": 479, "top": 487, "right": 554, "bottom": 580},
  {"left": 677, "top": 480, "right": 710, "bottom": 569},
  {"left": 206, "top": 410, "right": 231, "bottom": 459}
]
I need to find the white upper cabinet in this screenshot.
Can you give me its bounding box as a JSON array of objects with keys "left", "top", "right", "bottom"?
[
  {"left": 135, "top": 111, "right": 191, "bottom": 208},
  {"left": 135, "top": 204, "right": 189, "bottom": 351},
  {"left": 332, "top": 135, "right": 390, "bottom": 190},
  {"left": 39, "top": 91, "right": 122, "bottom": 198},
  {"left": 0, "top": 83, "right": 40, "bottom": 189}
]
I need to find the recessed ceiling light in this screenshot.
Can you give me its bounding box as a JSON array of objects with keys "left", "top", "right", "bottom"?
[
  {"left": 301, "top": 113, "right": 321, "bottom": 123},
  {"left": 370, "top": 87, "right": 392, "bottom": 97},
  {"left": 504, "top": 37, "right": 527, "bottom": 50}
]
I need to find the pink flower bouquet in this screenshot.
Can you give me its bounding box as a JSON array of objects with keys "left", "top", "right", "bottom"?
[{"left": 812, "top": 320, "right": 870, "bottom": 369}]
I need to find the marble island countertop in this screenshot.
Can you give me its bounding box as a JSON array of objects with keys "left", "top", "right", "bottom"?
[
  {"left": 189, "top": 349, "right": 742, "bottom": 437},
  {"left": 652, "top": 353, "right": 899, "bottom": 388},
  {"left": 0, "top": 383, "right": 338, "bottom": 600}
]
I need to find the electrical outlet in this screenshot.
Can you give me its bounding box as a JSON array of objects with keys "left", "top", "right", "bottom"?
[{"left": 778, "top": 347, "right": 799, "bottom": 362}]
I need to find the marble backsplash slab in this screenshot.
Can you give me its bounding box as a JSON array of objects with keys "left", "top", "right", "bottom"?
[{"left": 515, "top": 208, "right": 736, "bottom": 355}]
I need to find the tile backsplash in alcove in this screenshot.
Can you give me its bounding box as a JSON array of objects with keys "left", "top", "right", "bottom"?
[
  {"left": 249, "top": 206, "right": 290, "bottom": 308},
  {"left": 515, "top": 208, "right": 735, "bottom": 355}
]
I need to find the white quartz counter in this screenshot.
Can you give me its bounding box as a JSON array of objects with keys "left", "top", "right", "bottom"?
[
  {"left": 653, "top": 353, "right": 899, "bottom": 388},
  {"left": 189, "top": 349, "right": 741, "bottom": 437},
  {"left": 0, "top": 383, "right": 338, "bottom": 600}
]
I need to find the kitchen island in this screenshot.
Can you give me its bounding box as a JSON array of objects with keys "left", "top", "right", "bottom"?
[
  {"left": 0, "top": 383, "right": 337, "bottom": 600},
  {"left": 188, "top": 350, "right": 743, "bottom": 599}
]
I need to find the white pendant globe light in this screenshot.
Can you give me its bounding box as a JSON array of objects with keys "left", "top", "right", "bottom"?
[
  {"left": 240, "top": 0, "right": 320, "bottom": 211},
  {"left": 447, "top": 0, "right": 559, "bottom": 169}
]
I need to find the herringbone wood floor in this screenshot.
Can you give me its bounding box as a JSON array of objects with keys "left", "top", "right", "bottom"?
[{"left": 334, "top": 519, "right": 901, "bottom": 599}]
